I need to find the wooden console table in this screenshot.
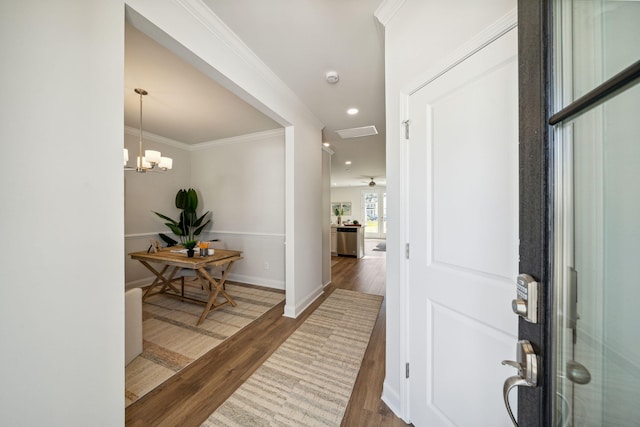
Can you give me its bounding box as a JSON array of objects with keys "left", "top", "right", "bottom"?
[{"left": 129, "top": 248, "right": 243, "bottom": 325}]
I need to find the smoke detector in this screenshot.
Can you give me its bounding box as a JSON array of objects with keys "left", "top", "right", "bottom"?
[{"left": 325, "top": 71, "right": 339, "bottom": 84}]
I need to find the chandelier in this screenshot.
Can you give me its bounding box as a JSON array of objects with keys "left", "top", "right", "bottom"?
[{"left": 124, "top": 88, "right": 173, "bottom": 172}]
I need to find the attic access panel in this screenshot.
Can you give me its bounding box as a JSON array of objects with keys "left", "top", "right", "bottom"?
[{"left": 336, "top": 125, "right": 378, "bottom": 139}]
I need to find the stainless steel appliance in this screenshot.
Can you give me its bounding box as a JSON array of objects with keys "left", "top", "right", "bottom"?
[{"left": 337, "top": 227, "right": 360, "bottom": 257}]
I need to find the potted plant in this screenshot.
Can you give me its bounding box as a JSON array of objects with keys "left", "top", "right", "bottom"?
[{"left": 153, "top": 188, "right": 211, "bottom": 257}]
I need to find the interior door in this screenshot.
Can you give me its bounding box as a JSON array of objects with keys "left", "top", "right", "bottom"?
[{"left": 408, "top": 27, "right": 519, "bottom": 426}]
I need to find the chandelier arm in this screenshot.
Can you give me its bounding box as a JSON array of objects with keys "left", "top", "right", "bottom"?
[
  {"left": 126, "top": 88, "right": 171, "bottom": 173},
  {"left": 138, "top": 90, "right": 144, "bottom": 171}
]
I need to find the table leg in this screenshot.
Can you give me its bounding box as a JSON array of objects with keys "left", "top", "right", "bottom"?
[
  {"left": 140, "top": 262, "right": 180, "bottom": 300},
  {"left": 196, "top": 261, "right": 238, "bottom": 325}
]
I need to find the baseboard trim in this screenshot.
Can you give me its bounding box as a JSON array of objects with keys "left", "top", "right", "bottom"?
[
  {"left": 226, "top": 273, "right": 284, "bottom": 290},
  {"left": 382, "top": 381, "right": 406, "bottom": 422},
  {"left": 283, "top": 285, "right": 324, "bottom": 319}
]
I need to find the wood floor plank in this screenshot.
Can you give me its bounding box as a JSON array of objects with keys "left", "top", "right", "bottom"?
[{"left": 125, "top": 240, "right": 410, "bottom": 426}]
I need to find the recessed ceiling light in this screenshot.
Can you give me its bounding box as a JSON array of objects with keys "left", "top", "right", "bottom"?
[
  {"left": 347, "top": 108, "right": 359, "bottom": 115},
  {"left": 323, "top": 142, "right": 330, "bottom": 147},
  {"left": 345, "top": 160, "right": 352, "bottom": 165}
]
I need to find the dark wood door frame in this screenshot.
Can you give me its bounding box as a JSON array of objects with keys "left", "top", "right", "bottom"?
[{"left": 518, "top": 0, "right": 553, "bottom": 426}]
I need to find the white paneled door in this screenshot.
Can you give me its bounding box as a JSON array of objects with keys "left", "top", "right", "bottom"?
[{"left": 407, "top": 28, "right": 519, "bottom": 426}]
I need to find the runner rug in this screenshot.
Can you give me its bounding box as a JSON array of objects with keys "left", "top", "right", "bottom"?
[
  {"left": 201, "top": 289, "right": 383, "bottom": 427},
  {"left": 125, "top": 282, "right": 285, "bottom": 407}
]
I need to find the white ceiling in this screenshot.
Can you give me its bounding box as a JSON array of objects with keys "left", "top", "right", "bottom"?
[
  {"left": 125, "top": 23, "right": 280, "bottom": 143},
  {"left": 125, "top": 0, "right": 386, "bottom": 187}
]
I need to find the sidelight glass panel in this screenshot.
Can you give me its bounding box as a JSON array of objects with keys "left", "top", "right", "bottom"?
[
  {"left": 553, "top": 1, "right": 640, "bottom": 426},
  {"left": 553, "top": 70, "right": 640, "bottom": 427},
  {"left": 565, "top": 0, "right": 640, "bottom": 101}
]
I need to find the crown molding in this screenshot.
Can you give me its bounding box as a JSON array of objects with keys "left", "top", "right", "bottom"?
[
  {"left": 374, "top": 0, "right": 407, "bottom": 26},
  {"left": 125, "top": 126, "right": 286, "bottom": 152},
  {"left": 124, "top": 126, "right": 191, "bottom": 150},
  {"left": 191, "top": 128, "right": 285, "bottom": 150}
]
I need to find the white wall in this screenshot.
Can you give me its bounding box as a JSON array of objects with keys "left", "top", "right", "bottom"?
[
  {"left": 322, "top": 148, "right": 332, "bottom": 286},
  {"left": 0, "top": 1, "right": 124, "bottom": 425},
  {"left": 125, "top": 0, "right": 325, "bottom": 316},
  {"left": 192, "top": 130, "right": 284, "bottom": 235},
  {"left": 377, "top": 0, "right": 516, "bottom": 418},
  {"left": 286, "top": 124, "right": 325, "bottom": 316},
  {"left": 192, "top": 130, "right": 286, "bottom": 289},
  {"left": 331, "top": 185, "right": 387, "bottom": 225}
]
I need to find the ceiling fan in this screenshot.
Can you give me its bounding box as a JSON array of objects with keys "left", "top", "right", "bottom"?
[{"left": 361, "top": 177, "right": 376, "bottom": 187}]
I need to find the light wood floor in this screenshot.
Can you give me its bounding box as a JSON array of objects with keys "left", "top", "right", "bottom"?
[{"left": 126, "top": 239, "right": 409, "bottom": 426}]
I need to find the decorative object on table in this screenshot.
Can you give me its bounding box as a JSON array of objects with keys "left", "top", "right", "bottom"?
[
  {"left": 124, "top": 88, "right": 173, "bottom": 173},
  {"left": 153, "top": 188, "right": 210, "bottom": 256},
  {"left": 198, "top": 241, "right": 210, "bottom": 257},
  {"left": 147, "top": 239, "right": 161, "bottom": 253},
  {"left": 184, "top": 240, "right": 197, "bottom": 257}
]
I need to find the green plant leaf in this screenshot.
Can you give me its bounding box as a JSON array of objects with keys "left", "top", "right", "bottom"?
[
  {"left": 181, "top": 211, "right": 197, "bottom": 226},
  {"left": 175, "top": 189, "right": 187, "bottom": 209},
  {"left": 153, "top": 211, "right": 178, "bottom": 225},
  {"left": 194, "top": 219, "right": 211, "bottom": 236},
  {"left": 158, "top": 233, "right": 178, "bottom": 247},
  {"left": 154, "top": 188, "right": 210, "bottom": 244},
  {"left": 183, "top": 240, "right": 197, "bottom": 249},
  {"left": 165, "top": 223, "right": 184, "bottom": 235},
  {"left": 186, "top": 188, "right": 198, "bottom": 211},
  {"left": 192, "top": 211, "right": 210, "bottom": 228}
]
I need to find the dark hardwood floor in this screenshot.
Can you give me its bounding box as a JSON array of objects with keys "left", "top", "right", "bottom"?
[{"left": 125, "top": 239, "right": 409, "bottom": 426}]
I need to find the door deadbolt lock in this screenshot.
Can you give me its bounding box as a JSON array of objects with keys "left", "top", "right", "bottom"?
[
  {"left": 502, "top": 340, "right": 540, "bottom": 427},
  {"left": 512, "top": 274, "right": 541, "bottom": 323}
]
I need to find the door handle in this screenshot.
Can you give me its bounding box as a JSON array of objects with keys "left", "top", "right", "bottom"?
[{"left": 501, "top": 340, "right": 540, "bottom": 427}]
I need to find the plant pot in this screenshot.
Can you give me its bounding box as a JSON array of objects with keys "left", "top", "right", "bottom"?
[{"left": 187, "top": 248, "right": 195, "bottom": 258}]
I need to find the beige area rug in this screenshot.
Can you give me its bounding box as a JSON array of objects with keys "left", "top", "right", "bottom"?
[
  {"left": 201, "top": 289, "right": 383, "bottom": 427},
  {"left": 125, "top": 282, "right": 285, "bottom": 407}
]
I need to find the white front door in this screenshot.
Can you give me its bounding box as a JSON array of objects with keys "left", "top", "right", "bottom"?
[{"left": 407, "top": 27, "right": 519, "bottom": 426}]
